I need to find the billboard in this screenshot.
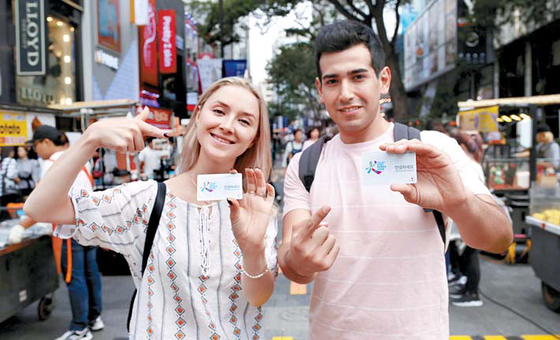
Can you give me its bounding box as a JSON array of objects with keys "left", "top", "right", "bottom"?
[
  {"left": 404, "top": 0, "right": 456, "bottom": 90},
  {"left": 97, "top": 0, "right": 121, "bottom": 53},
  {"left": 15, "top": 0, "right": 46, "bottom": 75},
  {"left": 222, "top": 59, "right": 247, "bottom": 78},
  {"left": 0, "top": 111, "right": 28, "bottom": 146}
]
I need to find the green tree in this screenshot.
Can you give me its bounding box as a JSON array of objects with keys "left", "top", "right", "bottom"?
[{"left": 267, "top": 42, "right": 322, "bottom": 119}]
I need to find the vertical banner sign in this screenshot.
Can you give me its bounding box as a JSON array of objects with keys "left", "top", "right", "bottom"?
[
  {"left": 15, "top": 0, "right": 46, "bottom": 75},
  {"left": 158, "top": 10, "right": 176, "bottom": 73},
  {"left": 139, "top": 0, "right": 158, "bottom": 86}
]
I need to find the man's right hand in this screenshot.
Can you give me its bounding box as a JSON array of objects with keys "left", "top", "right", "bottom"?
[{"left": 286, "top": 206, "right": 340, "bottom": 278}]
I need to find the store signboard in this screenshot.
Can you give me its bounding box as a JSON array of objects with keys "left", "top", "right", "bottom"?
[
  {"left": 137, "top": 106, "right": 172, "bottom": 129},
  {"left": 0, "top": 112, "right": 28, "bottom": 146},
  {"left": 158, "top": 10, "right": 176, "bottom": 74},
  {"left": 222, "top": 59, "right": 247, "bottom": 77},
  {"left": 458, "top": 105, "right": 498, "bottom": 132},
  {"left": 15, "top": 0, "right": 46, "bottom": 75},
  {"left": 139, "top": 0, "right": 158, "bottom": 86}
]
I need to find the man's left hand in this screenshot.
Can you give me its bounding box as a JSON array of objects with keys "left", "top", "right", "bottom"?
[{"left": 380, "top": 139, "right": 467, "bottom": 214}]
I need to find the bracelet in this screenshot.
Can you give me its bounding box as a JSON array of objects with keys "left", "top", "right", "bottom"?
[{"left": 240, "top": 263, "right": 269, "bottom": 279}]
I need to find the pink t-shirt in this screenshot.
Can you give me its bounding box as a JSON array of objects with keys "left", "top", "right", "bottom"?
[{"left": 283, "top": 123, "right": 490, "bottom": 340}]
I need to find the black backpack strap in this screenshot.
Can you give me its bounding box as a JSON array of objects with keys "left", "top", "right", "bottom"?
[
  {"left": 127, "top": 181, "right": 167, "bottom": 332},
  {"left": 298, "top": 135, "right": 329, "bottom": 192}
]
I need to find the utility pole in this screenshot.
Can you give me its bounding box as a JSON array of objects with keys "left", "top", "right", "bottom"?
[{"left": 219, "top": 0, "right": 224, "bottom": 58}]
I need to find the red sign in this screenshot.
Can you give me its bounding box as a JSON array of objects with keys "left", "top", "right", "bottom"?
[
  {"left": 139, "top": 0, "right": 158, "bottom": 86},
  {"left": 158, "top": 10, "right": 176, "bottom": 73},
  {"left": 137, "top": 106, "right": 172, "bottom": 130}
]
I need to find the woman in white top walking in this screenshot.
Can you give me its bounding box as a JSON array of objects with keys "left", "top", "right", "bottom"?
[{"left": 24, "top": 77, "right": 278, "bottom": 340}]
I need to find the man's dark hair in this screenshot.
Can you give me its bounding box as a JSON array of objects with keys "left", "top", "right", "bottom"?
[{"left": 315, "top": 20, "right": 385, "bottom": 80}]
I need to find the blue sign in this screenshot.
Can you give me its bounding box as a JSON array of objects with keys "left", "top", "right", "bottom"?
[{"left": 222, "top": 59, "right": 247, "bottom": 78}]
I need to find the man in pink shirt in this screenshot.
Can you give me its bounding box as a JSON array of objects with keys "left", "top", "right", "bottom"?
[{"left": 279, "top": 21, "right": 513, "bottom": 339}]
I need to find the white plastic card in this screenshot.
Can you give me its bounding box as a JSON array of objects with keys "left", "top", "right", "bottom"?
[
  {"left": 361, "top": 151, "right": 417, "bottom": 185},
  {"left": 197, "top": 173, "right": 243, "bottom": 201}
]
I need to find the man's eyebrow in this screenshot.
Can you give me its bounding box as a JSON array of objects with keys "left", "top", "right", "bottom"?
[
  {"left": 349, "top": 68, "right": 369, "bottom": 75},
  {"left": 322, "top": 73, "right": 338, "bottom": 80},
  {"left": 322, "top": 68, "right": 369, "bottom": 80}
]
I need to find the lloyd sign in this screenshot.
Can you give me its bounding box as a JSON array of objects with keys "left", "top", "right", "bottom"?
[
  {"left": 15, "top": 0, "right": 46, "bottom": 75},
  {"left": 158, "top": 10, "right": 176, "bottom": 74}
]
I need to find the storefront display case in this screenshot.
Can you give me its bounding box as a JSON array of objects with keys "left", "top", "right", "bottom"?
[
  {"left": 527, "top": 180, "right": 560, "bottom": 312},
  {"left": 483, "top": 157, "right": 531, "bottom": 192}
]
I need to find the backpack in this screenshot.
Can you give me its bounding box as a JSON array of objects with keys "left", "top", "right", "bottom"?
[
  {"left": 127, "top": 182, "right": 167, "bottom": 332},
  {"left": 297, "top": 122, "right": 446, "bottom": 245}
]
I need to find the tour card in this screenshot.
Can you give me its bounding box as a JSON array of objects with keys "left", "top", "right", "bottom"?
[
  {"left": 361, "top": 151, "right": 417, "bottom": 185},
  {"left": 197, "top": 173, "right": 243, "bottom": 201}
]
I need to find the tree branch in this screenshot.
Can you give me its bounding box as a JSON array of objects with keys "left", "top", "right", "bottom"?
[
  {"left": 345, "top": 0, "right": 368, "bottom": 21},
  {"left": 325, "top": 0, "right": 362, "bottom": 22},
  {"left": 391, "top": 0, "right": 402, "bottom": 46}
]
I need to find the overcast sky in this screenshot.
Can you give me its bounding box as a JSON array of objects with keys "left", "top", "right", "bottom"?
[{"left": 248, "top": 2, "right": 398, "bottom": 86}]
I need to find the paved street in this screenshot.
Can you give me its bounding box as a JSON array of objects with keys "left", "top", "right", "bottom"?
[
  {"left": 1, "top": 164, "right": 559, "bottom": 339},
  {"left": 1, "top": 250, "right": 559, "bottom": 340}
]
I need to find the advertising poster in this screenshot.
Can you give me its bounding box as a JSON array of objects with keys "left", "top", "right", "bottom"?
[
  {"left": 0, "top": 111, "right": 28, "bottom": 146},
  {"left": 198, "top": 59, "right": 222, "bottom": 92},
  {"left": 97, "top": 0, "right": 121, "bottom": 53}
]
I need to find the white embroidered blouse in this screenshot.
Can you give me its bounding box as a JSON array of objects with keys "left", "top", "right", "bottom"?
[{"left": 55, "top": 180, "right": 278, "bottom": 340}]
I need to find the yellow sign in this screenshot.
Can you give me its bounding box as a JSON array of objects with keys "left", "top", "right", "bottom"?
[
  {"left": 458, "top": 105, "right": 499, "bottom": 132},
  {"left": 0, "top": 112, "right": 27, "bottom": 146}
]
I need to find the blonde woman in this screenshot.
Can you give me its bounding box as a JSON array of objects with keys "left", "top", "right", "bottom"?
[{"left": 24, "top": 77, "right": 278, "bottom": 339}]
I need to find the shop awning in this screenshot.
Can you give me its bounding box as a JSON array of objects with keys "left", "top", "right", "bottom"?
[{"left": 458, "top": 94, "right": 560, "bottom": 109}]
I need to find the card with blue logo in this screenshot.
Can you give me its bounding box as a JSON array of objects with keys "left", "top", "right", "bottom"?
[
  {"left": 361, "top": 151, "right": 417, "bottom": 185},
  {"left": 197, "top": 173, "right": 243, "bottom": 201}
]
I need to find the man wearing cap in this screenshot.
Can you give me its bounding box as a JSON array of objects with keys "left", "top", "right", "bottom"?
[
  {"left": 536, "top": 124, "right": 560, "bottom": 171},
  {"left": 14, "top": 125, "right": 104, "bottom": 340},
  {"left": 516, "top": 124, "right": 560, "bottom": 171}
]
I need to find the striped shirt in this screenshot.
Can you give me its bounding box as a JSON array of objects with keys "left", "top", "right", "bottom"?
[{"left": 283, "top": 124, "right": 490, "bottom": 340}]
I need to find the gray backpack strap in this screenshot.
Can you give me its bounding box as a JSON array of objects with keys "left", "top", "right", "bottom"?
[
  {"left": 393, "top": 123, "right": 446, "bottom": 246},
  {"left": 394, "top": 122, "right": 421, "bottom": 141},
  {"left": 298, "top": 136, "right": 329, "bottom": 192}
]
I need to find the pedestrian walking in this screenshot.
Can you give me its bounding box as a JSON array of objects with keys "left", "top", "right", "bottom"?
[
  {"left": 279, "top": 20, "right": 513, "bottom": 339},
  {"left": 16, "top": 146, "right": 41, "bottom": 197},
  {"left": 24, "top": 77, "right": 278, "bottom": 340}
]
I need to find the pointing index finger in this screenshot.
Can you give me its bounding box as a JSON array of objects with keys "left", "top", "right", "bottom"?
[
  {"left": 304, "top": 206, "right": 331, "bottom": 236},
  {"left": 137, "top": 120, "right": 167, "bottom": 139}
]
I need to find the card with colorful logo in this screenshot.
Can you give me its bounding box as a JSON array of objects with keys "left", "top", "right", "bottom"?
[
  {"left": 361, "top": 151, "right": 417, "bottom": 185},
  {"left": 197, "top": 173, "right": 243, "bottom": 201}
]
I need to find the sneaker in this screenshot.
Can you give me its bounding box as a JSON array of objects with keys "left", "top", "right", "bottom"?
[
  {"left": 449, "top": 275, "right": 467, "bottom": 287},
  {"left": 451, "top": 292, "right": 483, "bottom": 307},
  {"left": 449, "top": 284, "right": 466, "bottom": 298},
  {"left": 89, "top": 316, "right": 105, "bottom": 331},
  {"left": 54, "top": 328, "right": 93, "bottom": 340}
]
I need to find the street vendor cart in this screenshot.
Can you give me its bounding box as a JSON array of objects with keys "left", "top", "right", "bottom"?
[
  {"left": 0, "top": 219, "right": 58, "bottom": 323},
  {"left": 458, "top": 94, "right": 560, "bottom": 312}
]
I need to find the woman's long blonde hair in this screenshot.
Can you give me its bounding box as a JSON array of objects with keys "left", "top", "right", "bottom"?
[{"left": 178, "top": 77, "right": 272, "bottom": 180}]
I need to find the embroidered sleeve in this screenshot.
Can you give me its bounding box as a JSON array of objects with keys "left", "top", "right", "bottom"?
[{"left": 54, "top": 180, "right": 158, "bottom": 258}]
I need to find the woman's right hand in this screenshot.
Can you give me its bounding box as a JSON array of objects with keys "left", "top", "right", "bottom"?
[{"left": 83, "top": 107, "right": 167, "bottom": 153}]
